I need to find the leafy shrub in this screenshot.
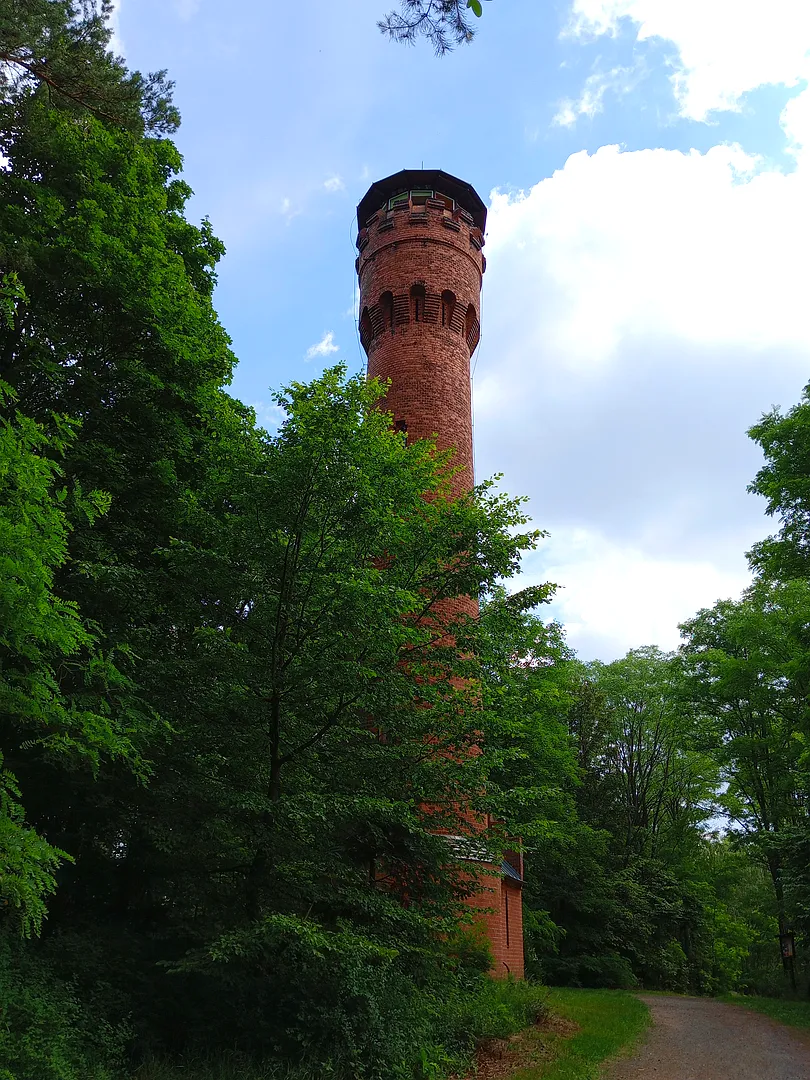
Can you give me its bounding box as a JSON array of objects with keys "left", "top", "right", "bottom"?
[
  {"left": 0, "top": 930, "right": 128, "bottom": 1080},
  {"left": 440, "top": 975, "right": 547, "bottom": 1047},
  {"left": 147, "top": 915, "right": 548, "bottom": 1080},
  {"left": 642, "top": 941, "right": 689, "bottom": 993},
  {"left": 543, "top": 953, "right": 638, "bottom": 990}
]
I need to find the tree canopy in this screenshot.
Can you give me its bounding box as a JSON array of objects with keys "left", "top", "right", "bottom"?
[{"left": 0, "top": 0, "right": 177, "bottom": 132}]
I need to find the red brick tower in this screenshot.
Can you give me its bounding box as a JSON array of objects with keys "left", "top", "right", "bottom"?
[{"left": 356, "top": 170, "right": 524, "bottom": 979}]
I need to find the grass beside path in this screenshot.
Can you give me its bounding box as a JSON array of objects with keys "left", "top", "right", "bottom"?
[
  {"left": 720, "top": 994, "right": 810, "bottom": 1033},
  {"left": 509, "top": 988, "right": 650, "bottom": 1080}
]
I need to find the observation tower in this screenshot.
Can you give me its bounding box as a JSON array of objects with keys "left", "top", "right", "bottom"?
[{"left": 356, "top": 169, "right": 525, "bottom": 978}]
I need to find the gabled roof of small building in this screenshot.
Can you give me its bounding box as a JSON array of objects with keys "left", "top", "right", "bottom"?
[{"left": 357, "top": 169, "right": 488, "bottom": 232}]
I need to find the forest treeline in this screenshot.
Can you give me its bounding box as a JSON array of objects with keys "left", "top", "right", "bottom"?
[{"left": 3, "top": 5, "right": 810, "bottom": 1080}]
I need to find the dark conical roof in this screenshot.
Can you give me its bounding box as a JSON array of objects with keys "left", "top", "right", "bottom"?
[{"left": 356, "top": 169, "right": 487, "bottom": 232}]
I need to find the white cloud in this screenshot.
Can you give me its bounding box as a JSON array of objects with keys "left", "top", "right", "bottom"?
[
  {"left": 280, "top": 196, "right": 301, "bottom": 223},
  {"left": 305, "top": 331, "right": 340, "bottom": 361},
  {"left": 484, "top": 129, "right": 810, "bottom": 374},
  {"left": 553, "top": 64, "right": 638, "bottom": 127},
  {"left": 324, "top": 174, "right": 345, "bottom": 192},
  {"left": 567, "top": 0, "right": 810, "bottom": 121},
  {"left": 250, "top": 400, "right": 286, "bottom": 432},
  {"left": 783, "top": 79, "right": 810, "bottom": 156},
  {"left": 475, "top": 88, "right": 810, "bottom": 659},
  {"left": 524, "top": 529, "right": 751, "bottom": 660},
  {"left": 108, "top": 0, "right": 124, "bottom": 52}
]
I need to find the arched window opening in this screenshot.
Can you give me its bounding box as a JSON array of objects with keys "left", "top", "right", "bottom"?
[
  {"left": 360, "top": 307, "right": 373, "bottom": 352},
  {"left": 441, "top": 290, "right": 456, "bottom": 328},
  {"left": 464, "top": 303, "right": 479, "bottom": 352},
  {"left": 380, "top": 291, "right": 394, "bottom": 332},
  {"left": 410, "top": 283, "right": 426, "bottom": 323}
]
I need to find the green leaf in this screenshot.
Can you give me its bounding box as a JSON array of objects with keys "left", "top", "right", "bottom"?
[{"left": 467, "top": 0, "right": 483, "bottom": 16}]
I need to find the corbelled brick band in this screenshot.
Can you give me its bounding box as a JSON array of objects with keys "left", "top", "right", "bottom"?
[{"left": 356, "top": 170, "right": 524, "bottom": 980}]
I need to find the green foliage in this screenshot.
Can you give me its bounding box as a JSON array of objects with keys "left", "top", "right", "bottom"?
[
  {"left": 126, "top": 364, "right": 545, "bottom": 1074},
  {"left": 0, "top": 928, "right": 128, "bottom": 1080},
  {"left": 130, "top": 980, "right": 547, "bottom": 1080},
  {"left": 748, "top": 391, "right": 810, "bottom": 581},
  {"left": 517, "top": 647, "right": 774, "bottom": 996},
  {"left": 738, "top": 381, "right": 810, "bottom": 985},
  {"left": 0, "top": 271, "right": 25, "bottom": 328},
  {"left": 132, "top": 1059, "right": 323, "bottom": 1080},
  {"left": 679, "top": 579, "right": 810, "bottom": 980},
  {"left": 680, "top": 581, "right": 810, "bottom": 839},
  {"left": 0, "top": 386, "right": 145, "bottom": 934},
  {"left": 0, "top": 0, "right": 178, "bottom": 133},
  {"left": 0, "top": 20, "right": 553, "bottom": 1060},
  {"left": 0, "top": 765, "right": 63, "bottom": 940}
]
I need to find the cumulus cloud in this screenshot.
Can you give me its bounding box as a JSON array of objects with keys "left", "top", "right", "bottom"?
[
  {"left": 305, "top": 331, "right": 339, "bottom": 361},
  {"left": 567, "top": 0, "right": 810, "bottom": 121},
  {"left": 324, "top": 174, "right": 345, "bottom": 192},
  {"left": 484, "top": 144, "right": 809, "bottom": 370},
  {"left": 476, "top": 82, "right": 810, "bottom": 658},
  {"left": 523, "top": 529, "right": 751, "bottom": 660}
]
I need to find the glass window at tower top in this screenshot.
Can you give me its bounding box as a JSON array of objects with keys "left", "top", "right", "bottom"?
[{"left": 387, "top": 189, "right": 456, "bottom": 212}]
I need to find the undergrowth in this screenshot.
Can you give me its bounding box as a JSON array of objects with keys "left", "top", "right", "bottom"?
[{"left": 128, "top": 979, "right": 549, "bottom": 1080}]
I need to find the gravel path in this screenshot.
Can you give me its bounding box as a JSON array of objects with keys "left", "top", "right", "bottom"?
[{"left": 604, "top": 995, "right": 810, "bottom": 1080}]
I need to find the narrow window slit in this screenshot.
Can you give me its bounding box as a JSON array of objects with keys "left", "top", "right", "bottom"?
[
  {"left": 441, "top": 290, "right": 456, "bottom": 328},
  {"left": 410, "top": 283, "right": 426, "bottom": 323}
]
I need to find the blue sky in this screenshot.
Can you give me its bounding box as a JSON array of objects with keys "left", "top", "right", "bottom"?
[{"left": 116, "top": 0, "right": 810, "bottom": 660}]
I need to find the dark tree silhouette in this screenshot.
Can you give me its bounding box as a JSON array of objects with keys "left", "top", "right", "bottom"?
[{"left": 378, "top": 0, "right": 485, "bottom": 54}]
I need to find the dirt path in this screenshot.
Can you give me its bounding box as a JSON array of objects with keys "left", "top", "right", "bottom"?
[{"left": 604, "top": 995, "right": 810, "bottom": 1080}]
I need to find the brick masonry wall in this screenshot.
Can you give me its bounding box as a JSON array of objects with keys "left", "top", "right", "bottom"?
[
  {"left": 463, "top": 868, "right": 525, "bottom": 980},
  {"left": 357, "top": 185, "right": 524, "bottom": 979},
  {"left": 358, "top": 202, "right": 483, "bottom": 500}
]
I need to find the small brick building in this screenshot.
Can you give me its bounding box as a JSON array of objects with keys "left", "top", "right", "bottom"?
[{"left": 355, "top": 169, "right": 525, "bottom": 979}]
